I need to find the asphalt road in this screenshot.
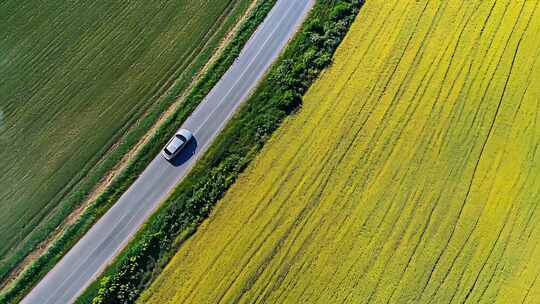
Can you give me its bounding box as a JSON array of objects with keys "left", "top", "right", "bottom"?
[{"left": 21, "top": 0, "right": 314, "bottom": 303}]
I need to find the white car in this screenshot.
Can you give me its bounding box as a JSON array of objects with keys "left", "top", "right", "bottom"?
[{"left": 162, "top": 129, "right": 193, "bottom": 161}]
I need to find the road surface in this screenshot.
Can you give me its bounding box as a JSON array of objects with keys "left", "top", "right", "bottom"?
[{"left": 21, "top": 0, "right": 314, "bottom": 303}]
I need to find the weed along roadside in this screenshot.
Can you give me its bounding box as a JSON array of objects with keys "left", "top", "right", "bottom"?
[{"left": 75, "top": 1, "right": 363, "bottom": 303}]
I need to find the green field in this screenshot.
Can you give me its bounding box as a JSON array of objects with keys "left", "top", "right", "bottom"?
[
  {"left": 0, "top": 0, "right": 252, "bottom": 281},
  {"left": 139, "top": 0, "right": 540, "bottom": 303}
]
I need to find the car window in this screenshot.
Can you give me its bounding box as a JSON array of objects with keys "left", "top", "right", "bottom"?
[{"left": 176, "top": 134, "right": 187, "bottom": 142}]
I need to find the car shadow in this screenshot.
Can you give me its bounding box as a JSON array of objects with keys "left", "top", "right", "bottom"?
[{"left": 170, "top": 137, "right": 198, "bottom": 167}]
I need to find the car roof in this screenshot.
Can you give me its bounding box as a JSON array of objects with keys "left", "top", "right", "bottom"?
[{"left": 166, "top": 136, "right": 185, "bottom": 153}]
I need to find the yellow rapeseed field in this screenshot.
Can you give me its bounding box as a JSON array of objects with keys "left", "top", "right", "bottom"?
[{"left": 140, "top": 0, "right": 540, "bottom": 303}]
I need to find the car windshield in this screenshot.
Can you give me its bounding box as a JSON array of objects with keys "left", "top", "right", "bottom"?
[{"left": 165, "top": 136, "right": 186, "bottom": 155}]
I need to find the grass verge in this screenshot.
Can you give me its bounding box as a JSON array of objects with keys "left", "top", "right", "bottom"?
[
  {"left": 76, "top": 1, "right": 363, "bottom": 303},
  {"left": 0, "top": 1, "right": 275, "bottom": 303}
]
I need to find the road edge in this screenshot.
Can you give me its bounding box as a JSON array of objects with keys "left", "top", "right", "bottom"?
[{"left": 81, "top": 1, "right": 362, "bottom": 303}]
